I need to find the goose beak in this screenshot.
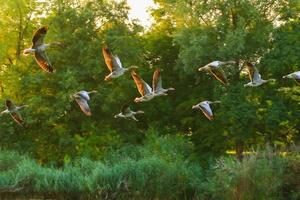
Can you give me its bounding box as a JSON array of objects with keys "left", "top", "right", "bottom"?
[
  {"left": 198, "top": 67, "right": 203, "bottom": 72},
  {"left": 192, "top": 105, "right": 197, "bottom": 109},
  {"left": 104, "top": 76, "right": 112, "bottom": 81}
]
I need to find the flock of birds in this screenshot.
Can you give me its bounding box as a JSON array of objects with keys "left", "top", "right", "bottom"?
[{"left": 1, "top": 26, "right": 300, "bottom": 126}]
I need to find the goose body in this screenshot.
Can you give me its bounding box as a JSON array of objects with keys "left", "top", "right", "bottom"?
[
  {"left": 102, "top": 46, "right": 138, "bottom": 81},
  {"left": 71, "top": 90, "right": 97, "bottom": 116},
  {"left": 23, "top": 26, "right": 61, "bottom": 73},
  {"left": 114, "top": 104, "right": 144, "bottom": 121},
  {"left": 283, "top": 71, "right": 300, "bottom": 84},
  {"left": 131, "top": 71, "right": 155, "bottom": 103},
  {"left": 1, "top": 100, "right": 28, "bottom": 126},
  {"left": 198, "top": 60, "right": 235, "bottom": 85},
  {"left": 152, "top": 68, "right": 175, "bottom": 96},
  {"left": 192, "top": 100, "right": 220, "bottom": 121},
  {"left": 244, "top": 62, "right": 274, "bottom": 87}
]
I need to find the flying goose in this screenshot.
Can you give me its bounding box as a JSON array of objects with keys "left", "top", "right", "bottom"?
[
  {"left": 102, "top": 46, "right": 138, "bottom": 81},
  {"left": 71, "top": 90, "right": 97, "bottom": 116},
  {"left": 244, "top": 62, "right": 275, "bottom": 87},
  {"left": 131, "top": 71, "right": 155, "bottom": 103},
  {"left": 23, "top": 26, "right": 62, "bottom": 73},
  {"left": 192, "top": 100, "right": 221, "bottom": 121},
  {"left": 152, "top": 68, "right": 175, "bottom": 96},
  {"left": 283, "top": 71, "right": 300, "bottom": 85},
  {"left": 198, "top": 61, "right": 236, "bottom": 85},
  {"left": 1, "top": 100, "right": 28, "bottom": 126},
  {"left": 114, "top": 104, "right": 144, "bottom": 121}
]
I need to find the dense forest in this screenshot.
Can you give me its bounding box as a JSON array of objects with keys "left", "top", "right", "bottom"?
[{"left": 0, "top": 0, "right": 299, "bottom": 199}]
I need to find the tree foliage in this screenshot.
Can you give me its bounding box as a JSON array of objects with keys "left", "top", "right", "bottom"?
[{"left": 0, "top": 0, "right": 299, "bottom": 164}]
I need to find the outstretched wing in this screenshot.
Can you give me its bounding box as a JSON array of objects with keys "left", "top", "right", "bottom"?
[
  {"left": 34, "top": 51, "right": 54, "bottom": 73},
  {"left": 210, "top": 68, "right": 228, "bottom": 85},
  {"left": 152, "top": 68, "right": 162, "bottom": 92},
  {"left": 102, "top": 46, "right": 114, "bottom": 72},
  {"left": 246, "top": 62, "right": 255, "bottom": 82},
  {"left": 246, "top": 62, "right": 261, "bottom": 82},
  {"left": 5, "top": 100, "right": 16, "bottom": 110},
  {"left": 102, "top": 46, "right": 122, "bottom": 72},
  {"left": 32, "top": 26, "right": 48, "bottom": 47},
  {"left": 121, "top": 104, "right": 131, "bottom": 114},
  {"left": 131, "top": 71, "right": 151, "bottom": 96},
  {"left": 10, "top": 111, "right": 24, "bottom": 126},
  {"left": 200, "top": 103, "right": 213, "bottom": 121},
  {"left": 113, "top": 56, "right": 123, "bottom": 70},
  {"left": 75, "top": 98, "right": 91, "bottom": 116}
]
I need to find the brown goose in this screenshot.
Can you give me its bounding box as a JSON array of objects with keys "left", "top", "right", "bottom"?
[
  {"left": 114, "top": 104, "right": 144, "bottom": 121},
  {"left": 131, "top": 71, "right": 155, "bottom": 103},
  {"left": 71, "top": 90, "right": 97, "bottom": 116},
  {"left": 23, "top": 26, "right": 62, "bottom": 73},
  {"left": 198, "top": 61, "right": 236, "bottom": 85},
  {"left": 283, "top": 71, "right": 300, "bottom": 84},
  {"left": 0, "top": 100, "right": 28, "bottom": 126},
  {"left": 152, "top": 68, "right": 175, "bottom": 96},
  {"left": 244, "top": 62, "right": 275, "bottom": 87},
  {"left": 102, "top": 46, "right": 138, "bottom": 81},
  {"left": 192, "top": 100, "right": 221, "bottom": 121}
]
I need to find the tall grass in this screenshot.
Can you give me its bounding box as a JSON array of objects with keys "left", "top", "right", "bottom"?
[{"left": 0, "top": 135, "right": 299, "bottom": 200}]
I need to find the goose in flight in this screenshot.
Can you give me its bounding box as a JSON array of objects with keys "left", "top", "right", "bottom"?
[
  {"left": 192, "top": 100, "right": 221, "bottom": 121},
  {"left": 102, "top": 46, "right": 138, "bottom": 81},
  {"left": 1, "top": 100, "right": 28, "bottom": 126},
  {"left": 23, "top": 26, "right": 62, "bottom": 73},
  {"left": 71, "top": 90, "right": 97, "bottom": 116},
  {"left": 131, "top": 71, "right": 155, "bottom": 103},
  {"left": 152, "top": 68, "right": 175, "bottom": 96},
  {"left": 114, "top": 104, "right": 144, "bottom": 121},
  {"left": 244, "top": 62, "right": 275, "bottom": 87},
  {"left": 198, "top": 61, "right": 235, "bottom": 85},
  {"left": 283, "top": 71, "right": 300, "bottom": 85}
]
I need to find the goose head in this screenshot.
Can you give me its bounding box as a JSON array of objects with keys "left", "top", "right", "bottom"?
[
  {"left": 23, "top": 48, "right": 35, "bottom": 56},
  {"left": 134, "top": 97, "right": 143, "bottom": 103},
  {"left": 129, "top": 65, "right": 139, "bottom": 70},
  {"left": 104, "top": 75, "right": 112, "bottom": 81},
  {"left": 192, "top": 104, "right": 200, "bottom": 110},
  {"left": 114, "top": 113, "right": 121, "bottom": 118},
  {"left": 88, "top": 90, "right": 97, "bottom": 94},
  {"left": 283, "top": 74, "right": 294, "bottom": 79},
  {"left": 198, "top": 67, "right": 205, "bottom": 72}
]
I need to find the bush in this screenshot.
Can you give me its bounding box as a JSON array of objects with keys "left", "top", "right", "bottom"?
[{"left": 0, "top": 136, "right": 299, "bottom": 200}]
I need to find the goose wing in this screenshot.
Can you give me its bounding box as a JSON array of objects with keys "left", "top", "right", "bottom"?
[
  {"left": 210, "top": 67, "right": 228, "bottom": 85},
  {"left": 75, "top": 97, "right": 91, "bottom": 116},
  {"left": 5, "top": 100, "right": 16, "bottom": 110},
  {"left": 34, "top": 51, "right": 54, "bottom": 73},
  {"left": 102, "top": 46, "right": 114, "bottom": 72},
  {"left": 5, "top": 100, "right": 24, "bottom": 125},
  {"left": 246, "top": 62, "right": 261, "bottom": 82},
  {"left": 102, "top": 47, "right": 122, "bottom": 72},
  {"left": 32, "top": 26, "right": 48, "bottom": 47},
  {"left": 113, "top": 56, "right": 123, "bottom": 70},
  {"left": 131, "top": 71, "right": 152, "bottom": 96},
  {"left": 121, "top": 104, "right": 131, "bottom": 114},
  {"left": 152, "top": 68, "right": 162, "bottom": 92},
  {"left": 10, "top": 111, "right": 24, "bottom": 126},
  {"left": 200, "top": 103, "right": 213, "bottom": 121}
]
